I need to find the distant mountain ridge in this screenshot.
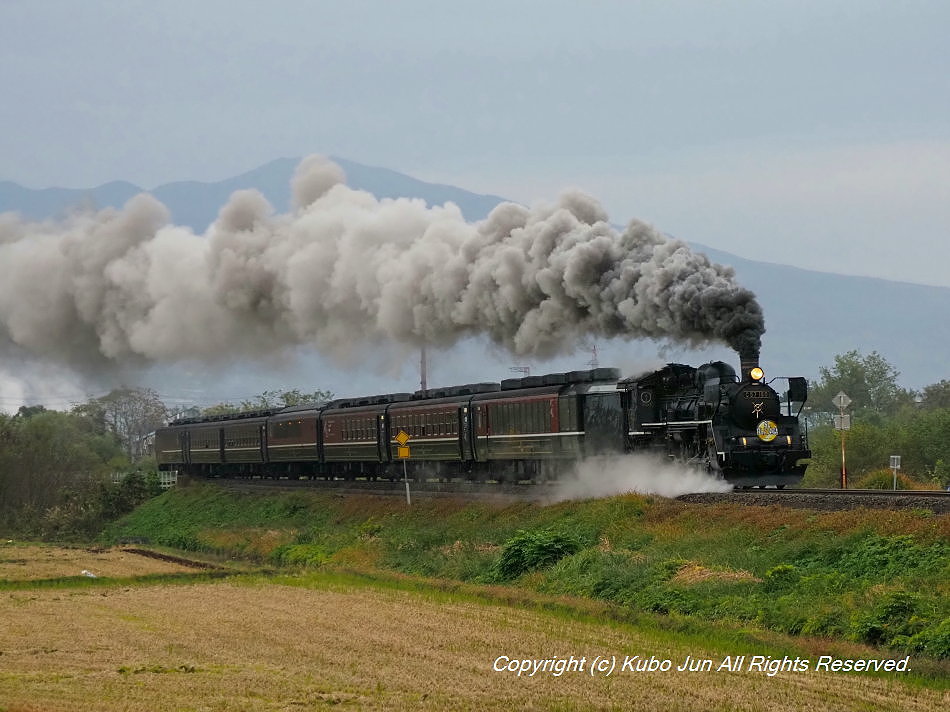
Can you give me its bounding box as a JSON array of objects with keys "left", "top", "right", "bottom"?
[
  {"left": 0, "top": 157, "right": 506, "bottom": 228},
  {"left": 2, "top": 157, "right": 947, "bottom": 389}
]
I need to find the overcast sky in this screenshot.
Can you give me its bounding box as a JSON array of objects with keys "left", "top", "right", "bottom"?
[{"left": 2, "top": 0, "right": 949, "bottom": 289}]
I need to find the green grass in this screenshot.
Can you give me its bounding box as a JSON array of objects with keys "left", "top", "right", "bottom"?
[
  {"left": 0, "top": 570, "right": 232, "bottom": 592},
  {"left": 103, "top": 483, "right": 950, "bottom": 660}
]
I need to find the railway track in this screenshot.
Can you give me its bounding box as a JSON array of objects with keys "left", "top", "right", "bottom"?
[
  {"left": 200, "top": 477, "right": 949, "bottom": 512},
  {"left": 681, "top": 488, "right": 949, "bottom": 513}
]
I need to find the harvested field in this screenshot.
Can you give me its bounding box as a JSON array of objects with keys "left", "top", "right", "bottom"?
[
  {"left": 0, "top": 544, "right": 205, "bottom": 581},
  {"left": 0, "top": 566, "right": 945, "bottom": 711}
]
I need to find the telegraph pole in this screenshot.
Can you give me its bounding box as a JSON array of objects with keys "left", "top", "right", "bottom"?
[{"left": 420, "top": 344, "right": 427, "bottom": 393}]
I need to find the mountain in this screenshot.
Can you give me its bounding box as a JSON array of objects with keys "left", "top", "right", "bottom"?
[
  {"left": 1, "top": 158, "right": 948, "bottom": 392},
  {"left": 1, "top": 157, "right": 505, "bottom": 230}
]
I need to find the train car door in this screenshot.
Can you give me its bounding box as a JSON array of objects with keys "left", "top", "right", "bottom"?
[
  {"left": 459, "top": 404, "right": 473, "bottom": 461},
  {"left": 472, "top": 403, "right": 489, "bottom": 461},
  {"left": 376, "top": 412, "right": 387, "bottom": 463},
  {"left": 181, "top": 429, "right": 191, "bottom": 466}
]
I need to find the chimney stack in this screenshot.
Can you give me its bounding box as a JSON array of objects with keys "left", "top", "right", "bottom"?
[{"left": 739, "top": 349, "right": 760, "bottom": 382}]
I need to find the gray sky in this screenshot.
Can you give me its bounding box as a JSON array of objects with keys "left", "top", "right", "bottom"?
[{"left": 2, "top": 0, "right": 949, "bottom": 288}]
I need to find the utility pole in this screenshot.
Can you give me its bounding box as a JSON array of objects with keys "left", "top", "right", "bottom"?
[
  {"left": 586, "top": 344, "right": 599, "bottom": 369},
  {"left": 420, "top": 344, "right": 427, "bottom": 393}
]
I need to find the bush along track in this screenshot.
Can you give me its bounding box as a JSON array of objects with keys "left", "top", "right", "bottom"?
[{"left": 103, "top": 484, "right": 950, "bottom": 660}]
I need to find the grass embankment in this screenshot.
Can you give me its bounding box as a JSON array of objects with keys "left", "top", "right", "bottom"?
[{"left": 102, "top": 484, "right": 950, "bottom": 661}]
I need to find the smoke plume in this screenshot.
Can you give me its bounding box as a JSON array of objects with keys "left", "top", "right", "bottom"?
[{"left": 0, "top": 156, "right": 764, "bottom": 370}]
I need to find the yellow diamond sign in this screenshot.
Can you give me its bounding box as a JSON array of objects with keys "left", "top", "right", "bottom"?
[{"left": 395, "top": 430, "right": 411, "bottom": 446}]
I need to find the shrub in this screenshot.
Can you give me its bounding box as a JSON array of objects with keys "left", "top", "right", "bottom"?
[
  {"left": 904, "top": 617, "right": 950, "bottom": 658},
  {"left": 852, "top": 590, "right": 926, "bottom": 647},
  {"left": 763, "top": 564, "right": 799, "bottom": 591},
  {"left": 855, "top": 469, "right": 924, "bottom": 490},
  {"left": 492, "top": 528, "right": 581, "bottom": 581}
]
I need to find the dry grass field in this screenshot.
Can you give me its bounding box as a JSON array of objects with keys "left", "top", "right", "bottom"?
[
  {"left": 0, "top": 545, "right": 201, "bottom": 581},
  {"left": 0, "top": 548, "right": 946, "bottom": 711}
]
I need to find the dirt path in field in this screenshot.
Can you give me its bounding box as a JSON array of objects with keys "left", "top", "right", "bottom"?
[{"left": 0, "top": 575, "right": 945, "bottom": 711}]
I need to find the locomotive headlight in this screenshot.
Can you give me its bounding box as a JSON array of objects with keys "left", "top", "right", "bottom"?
[{"left": 749, "top": 366, "right": 765, "bottom": 381}]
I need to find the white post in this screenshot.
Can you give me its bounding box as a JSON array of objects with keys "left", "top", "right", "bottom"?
[
  {"left": 403, "top": 459, "right": 411, "bottom": 505},
  {"left": 889, "top": 455, "right": 901, "bottom": 490}
]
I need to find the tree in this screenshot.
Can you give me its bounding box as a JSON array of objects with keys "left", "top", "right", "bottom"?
[
  {"left": 808, "top": 350, "right": 913, "bottom": 425},
  {"left": 81, "top": 387, "right": 168, "bottom": 461},
  {"left": 920, "top": 379, "right": 950, "bottom": 410},
  {"left": 15, "top": 404, "right": 47, "bottom": 419},
  {"left": 201, "top": 388, "right": 333, "bottom": 416},
  {"left": 802, "top": 420, "right": 889, "bottom": 487},
  {"left": 0, "top": 409, "right": 125, "bottom": 533}
]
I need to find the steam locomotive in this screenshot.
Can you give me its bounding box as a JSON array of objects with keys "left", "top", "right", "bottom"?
[{"left": 156, "top": 355, "right": 810, "bottom": 489}]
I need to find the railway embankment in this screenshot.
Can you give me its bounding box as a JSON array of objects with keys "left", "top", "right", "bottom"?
[{"left": 103, "top": 483, "right": 949, "bottom": 662}]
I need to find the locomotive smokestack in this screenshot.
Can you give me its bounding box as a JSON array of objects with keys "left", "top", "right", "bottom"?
[{"left": 739, "top": 349, "right": 760, "bottom": 382}]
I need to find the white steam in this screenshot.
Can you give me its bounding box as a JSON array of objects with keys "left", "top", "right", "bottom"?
[
  {"left": 0, "top": 156, "right": 764, "bottom": 372},
  {"left": 549, "top": 455, "right": 734, "bottom": 501}
]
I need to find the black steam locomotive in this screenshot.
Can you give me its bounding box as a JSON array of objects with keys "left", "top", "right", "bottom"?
[{"left": 156, "top": 358, "right": 810, "bottom": 488}]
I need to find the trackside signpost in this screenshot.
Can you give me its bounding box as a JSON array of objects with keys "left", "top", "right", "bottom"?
[
  {"left": 395, "top": 429, "right": 411, "bottom": 505},
  {"left": 832, "top": 391, "right": 851, "bottom": 489},
  {"left": 890, "top": 455, "right": 901, "bottom": 490}
]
